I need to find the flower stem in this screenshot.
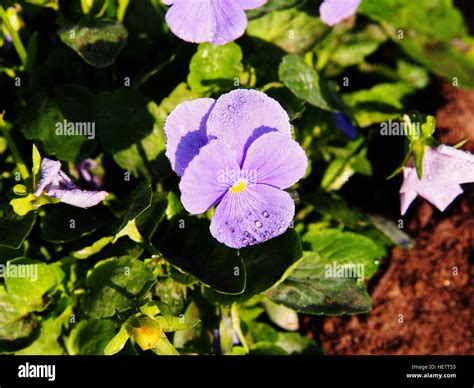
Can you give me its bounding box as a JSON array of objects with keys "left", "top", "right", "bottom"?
[
  {"left": 0, "top": 5, "right": 27, "bottom": 66},
  {"left": 0, "top": 112, "right": 30, "bottom": 180}
]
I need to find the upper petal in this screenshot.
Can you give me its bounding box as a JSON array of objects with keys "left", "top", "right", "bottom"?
[
  {"left": 242, "top": 132, "right": 308, "bottom": 189},
  {"left": 165, "top": 0, "right": 247, "bottom": 45},
  {"left": 431, "top": 145, "right": 474, "bottom": 184},
  {"left": 207, "top": 89, "right": 292, "bottom": 165},
  {"left": 164, "top": 98, "right": 215, "bottom": 176},
  {"left": 210, "top": 184, "right": 295, "bottom": 249},
  {"left": 239, "top": 0, "right": 268, "bottom": 10},
  {"left": 179, "top": 139, "right": 240, "bottom": 214},
  {"left": 319, "top": 0, "right": 361, "bottom": 27},
  {"left": 35, "top": 158, "right": 62, "bottom": 196}
]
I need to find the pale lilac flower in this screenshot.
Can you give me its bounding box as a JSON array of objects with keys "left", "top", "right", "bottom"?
[
  {"left": 164, "top": 0, "right": 267, "bottom": 45},
  {"left": 164, "top": 89, "right": 308, "bottom": 249},
  {"left": 35, "top": 158, "right": 108, "bottom": 208},
  {"left": 319, "top": 0, "right": 361, "bottom": 27},
  {"left": 400, "top": 145, "right": 474, "bottom": 215}
]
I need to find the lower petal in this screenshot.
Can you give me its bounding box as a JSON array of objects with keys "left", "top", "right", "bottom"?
[
  {"left": 47, "top": 188, "right": 108, "bottom": 208},
  {"left": 418, "top": 183, "right": 463, "bottom": 212},
  {"left": 210, "top": 184, "right": 295, "bottom": 249}
]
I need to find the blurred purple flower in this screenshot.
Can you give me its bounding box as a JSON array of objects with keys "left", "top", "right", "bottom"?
[
  {"left": 164, "top": 0, "right": 267, "bottom": 45},
  {"left": 76, "top": 158, "right": 101, "bottom": 189},
  {"left": 164, "top": 89, "right": 308, "bottom": 249},
  {"left": 333, "top": 112, "right": 357, "bottom": 140},
  {"left": 400, "top": 145, "right": 474, "bottom": 215},
  {"left": 35, "top": 158, "right": 108, "bottom": 208},
  {"left": 319, "top": 0, "right": 361, "bottom": 26}
]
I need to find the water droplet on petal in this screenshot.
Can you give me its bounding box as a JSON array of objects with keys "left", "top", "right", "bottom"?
[
  {"left": 262, "top": 211, "right": 269, "bottom": 218},
  {"left": 278, "top": 227, "right": 285, "bottom": 233},
  {"left": 255, "top": 221, "right": 262, "bottom": 228},
  {"left": 228, "top": 105, "right": 234, "bottom": 111},
  {"left": 239, "top": 96, "right": 246, "bottom": 103},
  {"left": 222, "top": 113, "right": 227, "bottom": 118},
  {"left": 230, "top": 227, "right": 235, "bottom": 233}
]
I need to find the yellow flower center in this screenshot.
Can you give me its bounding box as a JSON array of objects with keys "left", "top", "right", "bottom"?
[{"left": 230, "top": 179, "right": 247, "bottom": 194}]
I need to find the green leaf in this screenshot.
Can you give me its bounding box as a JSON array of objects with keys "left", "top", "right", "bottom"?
[
  {"left": 343, "top": 82, "right": 415, "bottom": 127},
  {"left": 0, "top": 205, "right": 36, "bottom": 249},
  {"left": 0, "top": 286, "right": 38, "bottom": 352},
  {"left": 205, "top": 230, "right": 302, "bottom": 303},
  {"left": 154, "top": 216, "right": 245, "bottom": 295},
  {"left": 19, "top": 85, "right": 97, "bottom": 162},
  {"left": 154, "top": 278, "right": 185, "bottom": 316},
  {"left": 58, "top": 20, "right": 128, "bottom": 68},
  {"left": 267, "top": 252, "right": 372, "bottom": 315},
  {"left": 360, "top": 0, "right": 474, "bottom": 88},
  {"left": 188, "top": 43, "right": 244, "bottom": 94},
  {"left": 151, "top": 333, "right": 179, "bottom": 355},
  {"left": 276, "top": 332, "right": 321, "bottom": 355},
  {"left": 104, "top": 324, "right": 130, "bottom": 355},
  {"left": 302, "top": 229, "right": 384, "bottom": 279},
  {"left": 82, "top": 256, "right": 156, "bottom": 318},
  {"left": 154, "top": 316, "right": 199, "bottom": 333},
  {"left": 41, "top": 204, "right": 113, "bottom": 243},
  {"left": 96, "top": 88, "right": 163, "bottom": 177},
  {"left": 4, "top": 257, "right": 64, "bottom": 313},
  {"left": 279, "top": 54, "right": 339, "bottom": 111},
  {"left": 66, "top": 319, "right": 117, "bottom": 355},
  {"left": 262, "top": 298, "right": 299, "bottom": 331},
  {"left": 247, "top": 8, "right": 328, "bottom": 54}
]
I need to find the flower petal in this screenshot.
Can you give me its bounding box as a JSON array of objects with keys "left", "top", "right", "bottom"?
[
  {"left": 47, "top": 188, "right": 109, "bottom": 208},
  {"left": 207, "top": 89, "right": 292, "bottom": 165},
  {"left": 242, "top": 132, "right": 307, "bottom": 189},
  {"left": 179, "top": 139, "right": 240, "bottom": 214},
  {"left": 165, "top": 0, "right": 247, "bottom": 45},
  {"left": 319, "top": 0, "right": 361, "bottom": 27},
  {"left": 210, "top": 184, "right": 295, "bottom": 249},
  {"left": 399, "top": 168, "right": 419, "bottom": 215},
  {"left": 35, "top": 158, "right": 62, "bottom": 196},
  {"left": 239, "top": 0, "right": 268, "bottom": 10},
  {"left": 431, "top": 145, "right": 474, "bottom": 184},
  {"left": 417, "top": 182, "right": 463, "bottom": 212},
  {"left": 164, "top": 98, "right": 215, "bottom": 176}
]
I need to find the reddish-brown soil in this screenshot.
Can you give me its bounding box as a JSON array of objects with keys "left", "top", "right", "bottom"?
[{"left": 308, "top": 82, "right": 473, "bottom": 355}]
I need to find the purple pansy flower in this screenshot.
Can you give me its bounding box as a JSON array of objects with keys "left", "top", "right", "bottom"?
[
  {"left": 400, "top": 145, "right": 474, "bottom": 215},
  {"left": 164, "top": 89, "right": 308, "bottom": 249},
  {"left": 319, "top": 0, "right": 361, "bottom": 27},
  {"left": 35, "top": 158, "right": 108, "bottom": 208},
  {"left": 164, "top": 0, "right": 267, "bottom": 45}
]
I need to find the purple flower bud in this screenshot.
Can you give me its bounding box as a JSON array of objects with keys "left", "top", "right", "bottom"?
[{"left": 35, "top": 158, "right": 108, "bottom": 208}]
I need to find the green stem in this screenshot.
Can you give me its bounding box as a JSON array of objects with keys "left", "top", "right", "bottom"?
[
  {"left": 0, "top": 5, "right": 27, "bottom": 66},
  {"left": 1, "top": 113, "right": 30, "bottom": 180}
]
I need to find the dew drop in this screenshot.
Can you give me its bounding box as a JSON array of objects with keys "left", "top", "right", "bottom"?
[
  {"left": 228, "top": 105, "right": 234, "bottom": 111},
  {"left": 259, "top": 233, "right": 265, "bottom": 239},
  {"left": 222, "top": 113, "right": 227, "bottom": 118},
  {"left": 241, "top": 238, "right": 248, "bottom": 246},
  {"left": 244, "top": 231, "right": 251, "bottom": 238},
  {"left": 239, "top": 96, "right": 246, "bottom": 103},
  {"left": 278, "top": 227, "right": 285, "bottom": 233},
  {"left": 218, "top": 228, "right": 223, "bottom": 234},
  {"left": 255, "top": 220, "right": 262, "bottom": 228},
  {"left": 230, "top": 227, "right": 235, "bottom": 233},
  {"left": 262, "top": 211, "right": 269, "bottom": 218},
  {"left": 247, "top": 211, "right": 252, "bottom": 216}
]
